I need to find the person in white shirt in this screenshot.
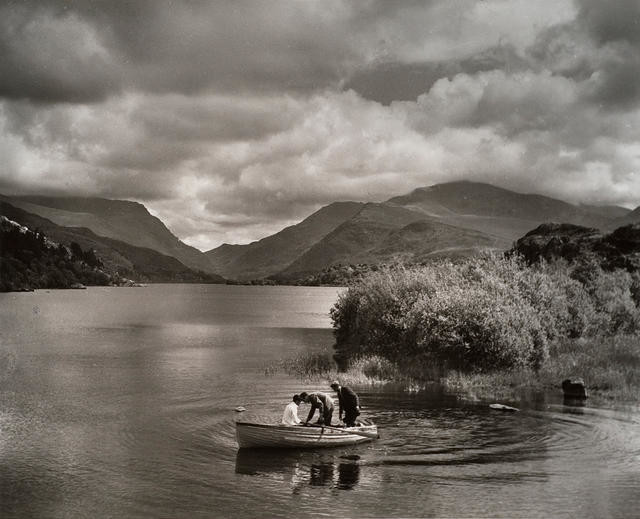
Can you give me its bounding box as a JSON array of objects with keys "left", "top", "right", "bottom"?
[{"left": 282, "top": 394, "right": 302, "bottom": 425}]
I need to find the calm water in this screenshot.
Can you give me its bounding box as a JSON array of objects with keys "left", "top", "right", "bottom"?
[{"left": 1, "top": 284, "right": 639, "bottom": 518}]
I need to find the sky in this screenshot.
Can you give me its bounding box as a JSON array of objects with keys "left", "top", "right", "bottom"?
[{"left": 1, "top": 0, "right": 639, "bottom": 251}]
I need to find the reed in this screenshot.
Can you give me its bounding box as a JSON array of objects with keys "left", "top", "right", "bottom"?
[{"left": 441, "top": 335, "right": 640, "bottom": 402}]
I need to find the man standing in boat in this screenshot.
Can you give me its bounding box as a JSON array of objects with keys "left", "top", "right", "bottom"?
[
  {"left": 282, "top": 394, "right": 302, "bottom": 425},
  {"left": 330, "top": 381, "right": 360, "bottom": 427},
  {"left": 299, "top": 391, "right": 334, "bottom": 426}
]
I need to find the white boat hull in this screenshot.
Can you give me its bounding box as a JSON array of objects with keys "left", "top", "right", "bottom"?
[{"left": 235, "top": 422, "right": 378, "bottom": 448}]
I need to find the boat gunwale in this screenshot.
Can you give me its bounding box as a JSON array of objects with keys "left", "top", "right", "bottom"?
[{"left": 235, "top": 422, "right": 376, "bottom": 432}]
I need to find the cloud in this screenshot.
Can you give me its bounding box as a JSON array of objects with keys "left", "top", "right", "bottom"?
[
  {"left": 528, "top": 0, "right": 640, "bottom": 109},
  {"left": 0, "top": 0, "right": 362, "bottom": 102},
  {"left": 0, "top": 2, "right": 119, "bottom": 103},
  {"left": 0, "top": 0, "right": 639, "bottom": 250},
  {"left": 577, "top": 0, "right": 640, "bottom": 45}
]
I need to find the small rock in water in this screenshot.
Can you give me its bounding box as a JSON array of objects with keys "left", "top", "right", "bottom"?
[
  {"left": 489, "top": 403, "right": 519, "bottom": 412},
  {"left": 235, "top": 406, "right": 247, "bottom": 412}
]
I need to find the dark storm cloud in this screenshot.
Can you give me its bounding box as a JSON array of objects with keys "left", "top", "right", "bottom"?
[
  {"left": 529, "top": 0, "right": 640, "bottom": 109},
  {"left": 578, "top": 0, "right": 640, "bottom": 44},
  {"left": 0, "top": 0, "right": 363, "bottom": 103},
  {"left": 0, "top": 1, "right": 120, "bottom": 102}
]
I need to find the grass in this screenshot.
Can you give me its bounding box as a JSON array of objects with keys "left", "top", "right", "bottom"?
[
  {"left": 266, "top": 351, "right": 409, "bottom": 386},
  {"left": 268, "top": 335, "right": 640, "bottom": 404},
  {"left": 428, "top": 335, "right": 640, "bottom": 402}
]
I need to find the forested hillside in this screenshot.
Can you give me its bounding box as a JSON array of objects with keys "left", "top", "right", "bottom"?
[{"left": 0, "top": 216, "right": 112, "bottom": 291}]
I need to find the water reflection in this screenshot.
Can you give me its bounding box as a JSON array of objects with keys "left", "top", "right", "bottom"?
[
  {"left": 235, "top": 449, "right": 361, "bottom": 491},
  {"left": 336, "top": 462, "right": 360, "bottom": 490},
  {"left": 563, "top": 397, "right": 587, "bottom": 411}
]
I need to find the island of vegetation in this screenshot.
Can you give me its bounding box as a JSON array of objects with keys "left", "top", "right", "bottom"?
[{"left": 277, "top": 223, "right": 640, "bottom": 403}]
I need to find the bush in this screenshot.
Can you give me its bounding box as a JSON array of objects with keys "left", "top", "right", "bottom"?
[{"left": 331, "top": 254, "right": 640, "bottom": 374}]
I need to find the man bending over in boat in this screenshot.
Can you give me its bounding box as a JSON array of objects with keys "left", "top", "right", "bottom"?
[
  {"left": 282, "top": 394, "right": 302, "bottom": 425},
  {"left": 299, "top": 391, "right": 334, "bottom": 426},
  {"left": 330, "top": 381, "right": 360, "bottom": 427}
]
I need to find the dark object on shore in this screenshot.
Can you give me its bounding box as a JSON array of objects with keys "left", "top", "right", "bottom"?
[
  {"left": 489, "top": 403, "right": 519, "bottom": 412},
  {"left": 562, "top": 379, "right": 587, "bottom": 399}
]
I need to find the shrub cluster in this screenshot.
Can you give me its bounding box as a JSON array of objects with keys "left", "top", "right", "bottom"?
[{"left": 330, "top": 254, "right": 640, "bottom": 373}]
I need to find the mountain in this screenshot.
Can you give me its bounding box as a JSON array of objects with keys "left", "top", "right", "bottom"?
[
  {"left": 3, "top": 181, "right": 630, "bottom": 284},
  {"left": 580, "top": 204, "right": 631, "bottom": 220},
  {"left": 609, "top": 206, "right": 640, "bottom": 229},
  {"left": 205, "top": 201, "right": 364, "bottom": 280},
  {"left": 275, "top": 203, "right": 503, "bottom": 280},
  {"left": 386, "top": 181, "right": 627, "bottom": 243},
  {"left": 207, "top": 180, "right": 631, "bottom": 282},
  {"left": 0, "top": 201, "right": 225, "bottom": 284},
  {"left": 0, "top": 194, "right": 215, "bottom": 274}
]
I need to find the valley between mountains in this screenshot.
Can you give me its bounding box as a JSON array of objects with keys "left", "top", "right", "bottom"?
[{"left": 2, "top": 181, "right": 638, "bottom": 286}]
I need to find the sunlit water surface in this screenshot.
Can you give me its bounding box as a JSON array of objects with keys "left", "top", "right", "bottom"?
[{"left": 1, "top": 284, "right": 639, "bottom": 518}]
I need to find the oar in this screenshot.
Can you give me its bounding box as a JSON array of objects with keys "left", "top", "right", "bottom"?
[{"left": 320, "top": 424, "right": 379, "bottom": 439}]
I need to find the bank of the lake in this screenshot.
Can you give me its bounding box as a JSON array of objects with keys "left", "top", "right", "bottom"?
[{"left": 277, "top": 336, "right": 640, "bottom": 405}]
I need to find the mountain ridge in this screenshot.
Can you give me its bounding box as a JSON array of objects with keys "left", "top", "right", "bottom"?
[
  {"left": 0, "top": 194, "right": 215, "bottom": 274},
  {"left": 0, "top": 200, "right": 225, "bottom": 284},
  {"left": 2, "top": 181, "right": 633, "bottom": 283}
]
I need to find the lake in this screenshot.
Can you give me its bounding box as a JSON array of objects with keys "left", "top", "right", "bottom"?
[{"left": 1, "top": 284, "right": 639, "bottom": 518}]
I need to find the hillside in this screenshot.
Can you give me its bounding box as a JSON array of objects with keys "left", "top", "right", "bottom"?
[
  {"left": 276, "top": 203, "right": 502, "bottom": 280},
  {"left": 387, "top": 181, "right": 626, "bottom": 242},
  {"left": 205, "top": 201, "right": 364, "bottom": 280},
  {"left": 0, "top": 194, "right": 216, "bottom": 274},
  {"left": 220, "top": 180, "right": 630, "bottom": 282},
  {"left": 0, "top": 201, "right": 225, "bottom": 284},
  {"left": 610, "top": 206, "right": 640, "bottom": 229},
  {"left": 1, "top": 216, "right": 112, "bottom": 291}
]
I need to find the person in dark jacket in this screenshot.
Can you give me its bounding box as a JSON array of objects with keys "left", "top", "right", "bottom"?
[
  {"left": 330, "top": 381, "right": 360, "bottom": 427},
  {"left": 299, "top": 391, "right": 334, "bottom": 426}
]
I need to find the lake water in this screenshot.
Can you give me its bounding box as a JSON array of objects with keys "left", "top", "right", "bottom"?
[{"left": 1, "top": 284, "right": 639, "bottom": 518}]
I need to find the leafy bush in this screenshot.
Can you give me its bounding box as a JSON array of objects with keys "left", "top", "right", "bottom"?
[{"left": 331, "top": 254, "right": 640, "bottom": 374}]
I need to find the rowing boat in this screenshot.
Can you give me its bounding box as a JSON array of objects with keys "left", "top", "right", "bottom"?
[{"left": 235, "top": 422, "right": 378, "bottom": 448}]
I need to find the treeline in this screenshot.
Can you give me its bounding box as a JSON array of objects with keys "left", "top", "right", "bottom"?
[
  {"left": 331, "top": 254, "right": 640, "bottom": 373},
  {"left": 0, "top": 217, "right": 112, "bottom": 291},
  {"left": 274, "top": 263, "right": 382, "bottom": 286}
]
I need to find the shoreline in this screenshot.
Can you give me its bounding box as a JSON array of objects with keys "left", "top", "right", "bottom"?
[{"left": 276, "top": 335, "right": 640, "bottom": 406}]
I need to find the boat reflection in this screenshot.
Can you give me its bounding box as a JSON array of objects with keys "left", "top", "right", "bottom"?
[{"left": 235, "top": 449, "right": 361, "bottom": 491}]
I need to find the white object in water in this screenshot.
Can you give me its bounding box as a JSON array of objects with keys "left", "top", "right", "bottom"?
[{"left": 489, "top": 403, "right": 519, "bottom": 412}]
